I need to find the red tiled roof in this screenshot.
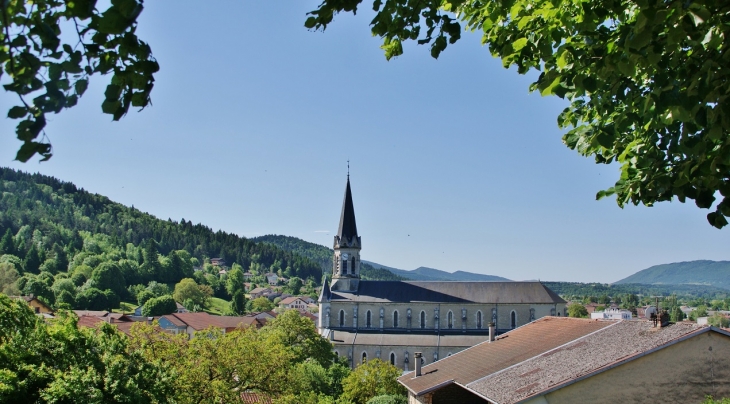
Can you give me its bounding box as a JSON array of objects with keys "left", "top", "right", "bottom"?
[
  {"left": 240, "top": 392, "right": 272, "bottom": 404},
  {"left": 166, "top": 312, "right": 224, "bottom": 331}
]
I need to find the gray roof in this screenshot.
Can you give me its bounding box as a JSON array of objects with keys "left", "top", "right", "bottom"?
[
  {"left": 329, "top": 330, "right": 489, "bottom": 348},
  {"left": 330, "top": 281, "right": 565, "bottom": 304},
  {"left": 467, "top": 321, "right": 710, "bottom": 403},
  {"left": 337, "top": 178, "right": 359, "bottom": 245}
]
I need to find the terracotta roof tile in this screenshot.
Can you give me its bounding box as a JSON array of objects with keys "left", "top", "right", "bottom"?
[
  {"left": 398, "top": 317, "right": 614, "bottom": 395},
  {"left": 240, "top": 392, "right": 272, "bottom": 404},
  {"left": 167, "top": 312, "right": 224, "bottom": 331}
]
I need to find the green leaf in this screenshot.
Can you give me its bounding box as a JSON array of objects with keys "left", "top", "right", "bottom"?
[
  {"left": 15, "top": 141, "right": 51, "bottom": 162},
  {"left": 75, "top": 79, "right": 88, "bottom": 96},
  {"left": 7, "top": 106, "right": 27, "bottom": 119},
  {"left": 512, "top": 38, "right": 528, "bottom": 52},
  {"left": 707, "top": 212, "right": 728, "bottom": 229},
  {"left": 101, "top": 99, "right": 121, "bottom": 115}
]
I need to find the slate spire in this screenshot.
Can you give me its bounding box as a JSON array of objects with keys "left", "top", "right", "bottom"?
[{"left": 337, "top": 178, "right": 359, "bottom": 245}]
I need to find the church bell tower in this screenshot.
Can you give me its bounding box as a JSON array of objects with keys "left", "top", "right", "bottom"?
[{"left": 330, "top": 176, "right": 361, "bottom": 292}]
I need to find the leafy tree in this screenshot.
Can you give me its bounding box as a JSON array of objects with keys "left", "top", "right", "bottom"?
[
  {"left": 0, "top": 229, "right": 16, "bottom": 257},
  {"left": 340, "top": 359, "right": 406, "bottom": 404},
  {"left": 173, "top": 278, "right": 208, "bottom": 308},
  {"left": 670, "top": 306, "right": 685, "bottom": 322},
  {"left": 0, "top": 295, "right": 172, "bottom": 402},
  {"left": 70, "top": 272, "right": 87, "bottom": 287},
  {"left": 0, "top": 262, "right": 21, "bottom": 295},
  {"left": 21, "top": 275, "right": 55, "bottom": 305},
  {"left": 309, "top": 0, "right": 730, "bottom": 228},
  {"left": 288, "top": 277, "right": 303, "bottom": 295},
  {"left": 230, "top": 290, "right": 247, "bottom": 315},
  {"left": 367, "top": 395, "right": 408, "bottom": 404},
  {"left": 91, "top": 262, "right": 127, "bottom": 299},
  {"left": 51, "top": 278, "right": 76, "bottom": 301},
  {"left": 567, "top": 303, "right": 589, "bottom": 318},
  {"left": 225, "top": 267, "right": 246, "bottom": 296},
  {"left": 250, "top": 296, "right": 274, "bottom": 313},
  {"left": 128, "top": 322, "right": 298, "bottom": 403},
  {"left": 690, "top": 305, "right": 709, "bottom": 321},
  {"left": 142, "top": 295, "right": 177, "bottom": 316},
  {"left": 263, "top": 309, "right": 336, "bottom": 367},
  {"left": 76, "top": 287, "right": 110, "bottom": 311},
  {"left": 56, "top": 289, "right": 76, "bottom": 307},
  {"left": 137, "top": 289, "right": 155, "bottom": 306},
  {"left": 23, "top": 244, "right": 42, "bottom": 274},
  {"left": 705, "top": 397, "right": 730, "bottom": 404},
  {"left": 51, "top": 243, "right": 69, "bottom": 273},
  {"left": 1, "top": 0, "right": 158, "bottom": 162},
  {"left": 707, "top": 313, "right": 730, "bottom": 328}
]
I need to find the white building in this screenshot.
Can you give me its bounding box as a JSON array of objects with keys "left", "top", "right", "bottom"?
[{"left": 591, "top": 308, "right": 632, "bottom": 320}]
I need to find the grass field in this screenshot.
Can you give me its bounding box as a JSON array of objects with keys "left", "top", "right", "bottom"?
[
  {"left": 113, "top": 301, "right": 137, "bottom": 314},
  {"left": 207, "top": 297, "right": 229, "bottom": 315}
]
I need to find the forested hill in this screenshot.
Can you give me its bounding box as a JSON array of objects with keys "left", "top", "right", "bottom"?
[
  {"left": 614, "top": 260, "right": 730, "bottom": 290},
  {"left": 0, "top": 168, "right": 322, "bottom": 281},
  {"left": 252, "top": 234, "right": 406, "bottom": 281}
]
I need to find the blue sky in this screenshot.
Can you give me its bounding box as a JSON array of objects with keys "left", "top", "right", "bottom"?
[{"left": 1, "top": 1, "right": 728, "bottom": 283}]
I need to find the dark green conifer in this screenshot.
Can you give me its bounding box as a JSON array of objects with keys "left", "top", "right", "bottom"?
[
  {"left": 23, "top": 244, "right": 41, "bottom": 274},
  {"left": 0, "top": 229, "right": 15, "bottom": 256}
]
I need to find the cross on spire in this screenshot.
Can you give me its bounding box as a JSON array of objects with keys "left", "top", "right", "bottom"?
[{"left": 347, "top": 160, "right": 350, "bottom": 180}]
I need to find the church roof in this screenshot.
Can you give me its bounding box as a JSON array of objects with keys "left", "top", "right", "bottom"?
[
  {"left": 337, "top": 179, "right": 358, "bottom": 243},
  {"left": 329, "top": 281, "right": 565, "bottom": 304}
]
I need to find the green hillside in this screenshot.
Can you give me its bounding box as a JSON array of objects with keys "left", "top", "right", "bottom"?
[
  {"left": 252, "top": 234, "right": 406, "bottom": 281},
  {"left": 614, "top": 260, "right": 730, "bottom": 290},
  {"left": 0, "top": 167, "right": 322, "bottom": 311},
  {"left": 253, "top": 235, "right": 510, "bottom": 282}
]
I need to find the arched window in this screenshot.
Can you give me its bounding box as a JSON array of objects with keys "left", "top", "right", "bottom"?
[
  {"left": 393, "top": 311, "right": 399, "bottom": 328},
  {"left": 511, "top": 311, "right": 517, "bottom": 329},
  {"left": 362, "top": 352, "right": 367, "bottom": 364},
  {"left": 342, "top": 259, "right": 348, "bottom": 274},
  {"left": 366, "top": 310, "right": 372, "bottom": 328},
  {"left": 339, "top": 310, "right": 345, "bottom": 327},
  {"left": 420, "top": 311, "right": 426, "bottom": 329},
  {"left": 447, "top": 311, "right": 454, "bottom": 329},
  {"left": 350, "top": 257, "right": 355, "bottom": 274},
  {"left": 477, "top": 311, "right": 483, "bottom": 329},
  {"left": 390, "top": 352, "right": 396, "bottom": 366}
]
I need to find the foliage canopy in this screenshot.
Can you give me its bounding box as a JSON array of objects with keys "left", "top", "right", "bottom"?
[{"left": 307, "top": 0, "right": 730, "bottom": 228}]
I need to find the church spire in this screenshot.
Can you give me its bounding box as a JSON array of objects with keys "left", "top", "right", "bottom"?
[{"left": 336, "top": 178, "right": 359, "bottom": 247}]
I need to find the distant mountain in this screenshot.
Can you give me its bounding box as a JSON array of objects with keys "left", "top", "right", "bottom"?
[
  {"left": 614, "top": 260, "right": 730, "bottom": 290},
  {"left": 252, "top": 235, "right": 510, "bottom": 282},
  {"left": 362, "top": 261, "right": 511, "bottom": 282}
]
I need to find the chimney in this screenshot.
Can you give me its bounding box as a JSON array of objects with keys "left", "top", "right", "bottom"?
[
  {"left": 414, "top": 352, "right": 422, "bottom": 377},
  {"left": 489, "top": 322, "right": 496, "bottom": 342}
]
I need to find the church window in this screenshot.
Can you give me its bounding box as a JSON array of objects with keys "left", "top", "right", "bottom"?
[
  {"left": 390, "top": 352, "right": 396, "bottom": 366},
  {"left": 420, "top": 311, "right": 426, "bottom": 329},
  {"left": 362, "top": 352, "right": 367, "bottom": 364},
  {"left": 510, "top": 311, "right": 517, "bottom": 329},
  {"left": 366, "top": 310, "right": 372, "bottom": 328},
  {"left": 447, "top": 311, "right": 453, "bottom": 329},
  {"left": 342, "top": 259, "right": 348, "bottom": 274},
  {"left": 477, "top": 311, "right": 483, "bottom": 329},
  {"left": 550, "top": 308, "right": 556, "bottom": 316},
  {"left": 350, "top": 256, "right": 355, "bottom": 273},
  {"left": 339, "top": 310, "right": 345, "bottom": 327},
  {"left": 393, "top": 311, "right": 399, "bottom": 328}
]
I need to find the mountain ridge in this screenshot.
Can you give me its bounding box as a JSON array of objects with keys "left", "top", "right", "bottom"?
[{"left": 614, "top": 260, "right": 730, "bottom": 290}]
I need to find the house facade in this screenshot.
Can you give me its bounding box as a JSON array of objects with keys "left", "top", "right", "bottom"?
[{"left": 318, "top": 178, "right": 567, "bottom": 369}]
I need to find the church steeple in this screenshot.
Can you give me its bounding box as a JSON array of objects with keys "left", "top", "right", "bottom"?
[
  {"left": 335, "top": 178, "right": 360, "bottom": 249},
  {"left": 331, "top": 176, "right": 361, "bottom": 292}
]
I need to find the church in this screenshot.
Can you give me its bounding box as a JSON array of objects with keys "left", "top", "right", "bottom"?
[{"left": 318, "top": 178, "right": 567, "bottom": 370}]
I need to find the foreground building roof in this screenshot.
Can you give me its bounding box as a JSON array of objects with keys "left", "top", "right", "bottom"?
[{"left": 399, "top": 317, "right": 719, "bottom": 403}]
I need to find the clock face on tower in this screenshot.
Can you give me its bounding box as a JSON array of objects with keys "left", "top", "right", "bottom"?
[{"left": 342, "top": 253, "right": 349, "bottom": 261}]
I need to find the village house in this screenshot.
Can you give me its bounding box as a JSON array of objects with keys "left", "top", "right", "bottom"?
[
  {"left": 265, "top": 273, "right": 279, "bottom": 286},
  {"left": 210, "top": 258, "right": 226, "bottom": 267},
  {"left": 398, "top": 317, "right": 730, "bottom": 404},
  {"left": 249, "top": 287, "right": 273, "bottom": 299},
  {"left": 157, "top": 312, "right": 265, "bottom": 339},
  {"left": 11, "top": 295, "right": 53, "bottom": 315},
  {"left": 279, "top": 297, "right": 310, "bottom": 312}
]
